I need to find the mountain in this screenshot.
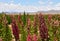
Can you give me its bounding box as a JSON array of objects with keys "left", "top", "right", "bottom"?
[{"left": 38, "top": 10, "right": 60, "bottom": 14}]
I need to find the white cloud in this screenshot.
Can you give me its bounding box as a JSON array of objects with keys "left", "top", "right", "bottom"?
[
  {"left": 55, "top": 3, "right": 60, "bottom": 7},
  {"left": 10, "top": 0, "right": 14, "bottom": 3},
  {"left": 48, "top": 2, "right": 53, "bottom": 5},
  {"left": 0, "top": 2, "right": 60, "bottom": 12},
  {"left": 53, "top": 3, "right": 60, "bottom": 10},
  {"left": 0, "top": 2, "right": 39, "bottom": 12},
  {"left": 39, "top": 1, "right": 46, "bottom": 4},
  {"left": 38, "top": 0, "right": 53, "bottom": 5}
]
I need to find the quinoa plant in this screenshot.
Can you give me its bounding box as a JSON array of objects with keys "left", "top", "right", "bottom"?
[
  {"left": 22, "top": 11, "right": 27, "bottom": 26},
  {"left": 21, "top": 22, "right": 27, "bottom": 41},
  {"left": 2, "top": 14, "right": 12, "bottom": 41},
  {"left": 39, "top": 13, "right": 48, "bottom": 41},
  {"left": 27, "top": 17, "right": 32, "bottom": 41},
  {"left": 11, "top": 16, "right": 20, "bottom": 41}
]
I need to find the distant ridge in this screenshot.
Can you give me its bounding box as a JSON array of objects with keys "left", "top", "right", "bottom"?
[{"left": 38, "top": 10, "right": 60, "bottom": 14}]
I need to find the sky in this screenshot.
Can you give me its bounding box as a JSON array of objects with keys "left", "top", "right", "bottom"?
[{"left": 0, "top": 0, "right": 60, "bottom": 12}]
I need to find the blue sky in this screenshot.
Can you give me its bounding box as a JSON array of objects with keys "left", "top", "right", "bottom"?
[{"left": 0, "top": 0, "right": 60, "bottom": 12}]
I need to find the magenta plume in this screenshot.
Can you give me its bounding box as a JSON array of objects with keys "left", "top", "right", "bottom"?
[
  {"left": 32, "top": 14, "right": 38, "bottom": 41},
  {"left": 27, "top": 33, "right": 32, "bottom": 41},
  {"left": 33, "top": 34, "right": 37, "bottom": 41},
  {"left": 27, "top": 27, "right": 32, "bottom": 41},
  {"left": 39, "top": 13, "right": 48, "bottom": 41},
  {"left": 48, "top": 14, "right": 52, "bottom": 23},
  {"left": 27, "top": 18, "right": 31, "bottom": 26},
  {"left": 11, "top": 16, "right": 19, "bottom": 41},
  {"left": 27, "top": 17, "right": 32, "bottom": 41},
  {"left": 18, "top": 14, "right": 22, "bottom": 24},
  {"left": 27, "top": 17, "right": 31, "bottom": 33}
]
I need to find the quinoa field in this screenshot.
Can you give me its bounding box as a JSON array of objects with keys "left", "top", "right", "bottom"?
[{"left": 0, "top": 12, "right": 60, "bottom": 41}]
